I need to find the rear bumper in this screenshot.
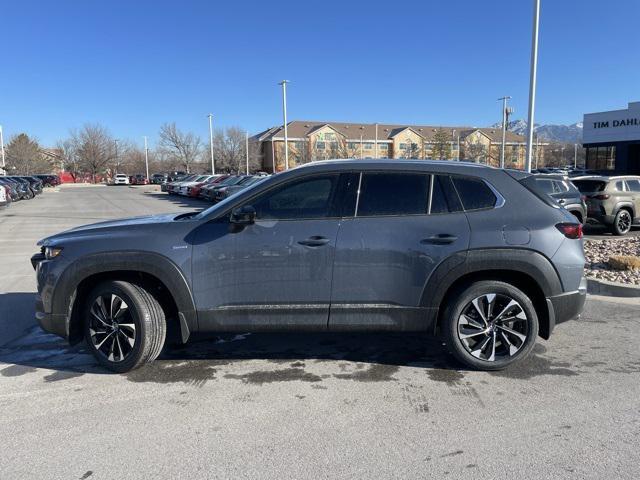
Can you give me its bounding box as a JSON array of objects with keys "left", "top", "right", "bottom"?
[{"left": 545, "top": 277, "right": 587, "bottom": 336}]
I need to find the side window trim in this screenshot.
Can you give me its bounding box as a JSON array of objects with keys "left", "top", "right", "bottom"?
[
  {"left": 427, "top": 174, "right": 434, "bottom": 214},
  {"left": 354, "top": 172, "right": 363, "bottom": 217}
]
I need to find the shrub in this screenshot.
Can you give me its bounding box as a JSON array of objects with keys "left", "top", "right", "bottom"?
[{"left": 608, "top": 255, "right": 640, "bottom": 271}]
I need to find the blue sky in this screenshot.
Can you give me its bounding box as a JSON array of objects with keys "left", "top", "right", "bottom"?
[{"left": 1, "top": 0, "right": 639, "bottom": 147}]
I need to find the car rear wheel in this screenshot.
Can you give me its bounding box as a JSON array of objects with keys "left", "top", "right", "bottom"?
[
  {"left": 612, "top": 209, "right": 632, "bottom": 236},
  {"left": 83, "top": 280, "right": 166, "bottom": 373},
  {"left": 442, "top": 281, "right": 539, "bottom": 370}
]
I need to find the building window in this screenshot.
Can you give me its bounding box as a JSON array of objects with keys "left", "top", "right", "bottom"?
[
  {"left": 324, "top": 133, "right": 335, "bottom": 141},
  {"left": 364, "top": 142, "right": 373, "bottom": 150},
  {"left": 316, "top": 141, "right": 326, "bottom": 150},
  {"left": 347, "top": 142, "right": 356, "bottom": 149},
  {"left": 399, "top": 143, "right": 407, "bottom": 150},
  {"left": 586, "top": 146, "right": 616, "bottom": 170},
  {"left": 294, "top": 141, "right": 304, "bottom": 150},
  {"left": 378, "top": 144, "right": 388, "bottom": 150}
]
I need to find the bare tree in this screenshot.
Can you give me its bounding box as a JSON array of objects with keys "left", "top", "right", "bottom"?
[
  {"left": 4, "top": 133, "right": 51, "bottom": 174},
  {"left": 462, "top": 139, "right": 488, "bottom": 164},
  {"left": 56, "top": 138, "right": 80, "bottom": 181},
  {"left": 71, "top": 124, "right": 115, "bottom": 182},
  {"left": 158, "top": 123, "right": 202, "bottom": 173}
]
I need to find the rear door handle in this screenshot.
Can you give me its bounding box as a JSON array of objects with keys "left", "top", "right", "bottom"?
[
  {"left": 298, "top": 236, "right": 330, "bottom": 247},
  {"left": 421, "top": 234, "right": 458, "bottom": 245}
]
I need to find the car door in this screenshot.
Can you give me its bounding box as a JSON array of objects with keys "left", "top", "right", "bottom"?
[
  {"left": 626, "top": 179, "right": 640, "bottom": 222},
  {"left": 329, "top": 172, "right": 470, "bottom": 331},
  {"left": 191, "top": 173, "right": 347, "bottom": 331}
]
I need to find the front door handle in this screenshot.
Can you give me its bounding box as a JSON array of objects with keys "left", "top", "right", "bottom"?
[
  {"left": 421, "top": 234, "right": 458, "bottom": 245},
  {"left": 298, "top": 236, "right": 330, "bottom": 247}
]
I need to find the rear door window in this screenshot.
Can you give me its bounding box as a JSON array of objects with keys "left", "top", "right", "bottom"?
[
  {"left": 451, "top": 176, "right": 497, "bottom": 211},
  {"left": 626, "top": 179, "right": 640, "bottom": 192},
  {"left": 573, "top": 180, "right": 606, "bottom": 193},
  {"left": 357, "top": 173, "right": 429, "bottom": 216},
  {"left": 430, "top": 175, "right": 463, "bottom": 214}
]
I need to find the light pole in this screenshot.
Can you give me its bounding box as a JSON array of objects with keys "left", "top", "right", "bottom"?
[
  {"left": 245, "top": 131, "right": 249, "bottom": 175},
  {"left": 207, "top": 114, "right": 215, "bottom": 175},
  {"left": 374, "top": 123, "right": 379, "bottom": 158},
  {"left": 279, "top": 80, "right": 290, "bottom": 170},
  {"left": 0, "top": 125, "right": 5, "bottom": 175},
  {"left": 114, "top": 139, "right": 119, "bottom": 174},
  {"left": 143, "top": 136, "right": 149, "bottom": 181},
  {"left": 498, "top": 96, "right": 511, "bottom": 169},
  {"left": 574, "top": 143, "right": 578, "bottom": 168},
  {"left": 525, "top": 0, "right": 541, "bottom": 173}
]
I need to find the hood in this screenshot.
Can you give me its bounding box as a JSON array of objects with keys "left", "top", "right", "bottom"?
[{"left": 38, "top": 213, "right": 180, "bottom": 246}]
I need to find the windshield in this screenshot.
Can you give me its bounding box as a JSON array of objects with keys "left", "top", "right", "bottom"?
[{"left": 573, "top": 180, "right": 606, "bottom": 193}]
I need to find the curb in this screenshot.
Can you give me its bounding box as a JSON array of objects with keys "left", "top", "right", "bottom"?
[{"left": 587, "top": 277, "right": 640, "bottom": 298}]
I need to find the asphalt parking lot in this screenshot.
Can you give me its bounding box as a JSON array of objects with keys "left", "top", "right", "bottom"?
[{"left": 1, "top": 185, "right": 639, "bottom": 479}]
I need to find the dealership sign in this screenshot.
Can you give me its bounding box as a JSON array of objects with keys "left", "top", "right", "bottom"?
[{"left": 583, "top": 102, "right": 640, "bottom": 144}]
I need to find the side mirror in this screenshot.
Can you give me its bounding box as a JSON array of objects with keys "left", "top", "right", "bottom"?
[{"left": 230, "top": 205, "right": 256, "bottom": 225}]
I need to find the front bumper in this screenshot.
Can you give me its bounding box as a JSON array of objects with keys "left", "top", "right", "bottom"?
[{"left": 31, "top": 252, "right": 69, "bottom": 340}]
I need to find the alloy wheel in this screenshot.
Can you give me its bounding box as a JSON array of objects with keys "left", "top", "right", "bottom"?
[
  {"left": 88, "top": 293, "right": 136, "bottom": 362},
  {"left": 457, "top": 293, "right": 529, "bottom": 362},
  {"left": 618, "top": 211, "right": 632, "bottom": 234}
]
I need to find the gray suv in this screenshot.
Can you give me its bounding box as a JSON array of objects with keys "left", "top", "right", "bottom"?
[
  {"left": 31, "top": 160, "right": 587, "bottom": 373},
  {"left": 573, "top": 175, "right": 640, "bottom": 235}
]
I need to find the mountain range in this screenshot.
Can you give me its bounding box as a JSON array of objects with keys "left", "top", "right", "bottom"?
[{"left": 491, "top": 119, "right": 583, "bottom": 144}]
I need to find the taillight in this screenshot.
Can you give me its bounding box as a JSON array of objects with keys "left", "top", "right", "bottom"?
[
  {"left": 556, "top": 223, "right": 583, "bottom": 239},
  {"left": 593, "top": 194, "right": 610, "bottom": 200}
]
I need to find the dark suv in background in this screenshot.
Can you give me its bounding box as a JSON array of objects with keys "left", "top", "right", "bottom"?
[
  {"left": 524, "top": 174, "right": 587, "bottom": 224},
  {"left": 32, "top": 160, "right": 586, "bottom": 373}
]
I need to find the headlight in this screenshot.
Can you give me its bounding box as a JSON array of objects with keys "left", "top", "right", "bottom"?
[{"left": 44, "top": 246, "right": 63, "bottom": 259}]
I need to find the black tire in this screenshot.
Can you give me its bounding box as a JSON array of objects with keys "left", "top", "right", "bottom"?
[
  {"left": 611, "top": 209, "right": 632, "bottom": 236},
  {"left": 442, "top": 280, "right": 539, "bottom": 371},
  {"left": 83, "top": 280, "right": 166, "bottom": 373}
]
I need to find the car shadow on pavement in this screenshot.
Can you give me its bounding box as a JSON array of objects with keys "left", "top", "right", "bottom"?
[
  {"left": 0, "top": 322, "right": 464, "bottom": 378},
  {"left": 0, "top": 292, "right": 37, "bottom": 348}
]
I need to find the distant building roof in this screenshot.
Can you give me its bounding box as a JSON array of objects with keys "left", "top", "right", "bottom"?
[{"left": 253, "top": 120, "right": 527, "bottom": 144}]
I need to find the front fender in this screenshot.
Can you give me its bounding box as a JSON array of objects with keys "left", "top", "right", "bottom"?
[{"left": 52, "top": 251, "right": 197, "bottom": 340}]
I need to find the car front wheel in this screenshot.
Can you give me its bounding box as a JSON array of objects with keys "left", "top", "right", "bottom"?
[
  {"left": 83, "top": 280, "right": 166, "bottom": 373},
  {"left": 442, "top": 280, "right": 539, "bottom": 370}
]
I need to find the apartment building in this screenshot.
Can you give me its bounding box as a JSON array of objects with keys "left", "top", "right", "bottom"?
[{"left": 252, "top": 121, "right": 537, "bottom": 172}]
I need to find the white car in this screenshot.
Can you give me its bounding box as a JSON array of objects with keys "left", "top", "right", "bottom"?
[{"left": 113, "top": 174, "right": 130, "bottom": 185}]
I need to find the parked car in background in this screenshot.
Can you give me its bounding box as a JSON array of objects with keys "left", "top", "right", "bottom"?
[
  {"left": 0, "top": 184, "right": 9, "bottom": 208},
  {"left": 165, "top": 174, "right": 196, "bottom": 194},
  {"left": 7, "top": 177, "right": 36, "bottom": 199},
  {"left": 113, "top": 174, "right": 130, "bottom": 185},
  {"left": 151, "top": 173, "right": 168, "bottom": 184},
  {"left": 522, "top": 174, "right": 587, "bottom": 224},
  {"left": 33, "top": 174, "right": 61, "bottom": 187},
  {"left": 200, "top": 175, "right": 247, "bottom": 201},
  {"left": 178, "top": 175, "right": 213, "bottom": 196},
  {"left": 131, "top": 174, "right": 149, "bottom": 185},
  {"left": 0, "top": 178, "right": 21, "bottom": 202},
  {"left": 21, "top": 176, "right": 44, "bottom": 195},
  {"left": 573, "top": 175, "right": 640, "bottom": 235},
  {"left": 186, "top": 175, "right": 228, "bottom": 198},
  {"left": 213, "top": 175, "right": 266, "bottom": 202},
  {"left": 32, "top": 159, "right": 586, "bottom": 373}
]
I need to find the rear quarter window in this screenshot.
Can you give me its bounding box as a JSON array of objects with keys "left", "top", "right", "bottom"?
[
  {"left": 573, "top": 180, "right": 606, "bottom": 193},
  {"left": 451, "top": 176, "right": 497, "bottom": 211}
]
